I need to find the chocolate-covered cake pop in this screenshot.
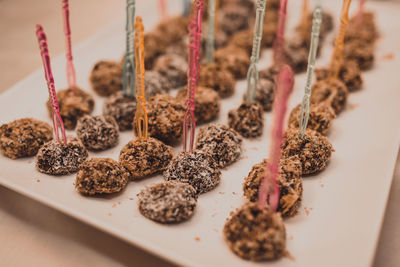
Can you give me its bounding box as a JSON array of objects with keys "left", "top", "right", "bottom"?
[
  {"left": 223, "top": 202, "right": 286, "bottom": 261},
  {"left": 220, "top": 0, "right": 255, "bottom": 14},
  {"left": 119, "top": 137, "right": 174, "bottom": 180},
  {"left": 288, "top": 103, "right": 336, "bottom": 135},
  {"left": 76, "top": 115, "right": 119, "bottom": 151},
  {"left": 259, "top": 64, "right": 281, "bottom": 82},
  {"left": 46, "top": 86, "right": 95, "bottom": 130},
  {"left": 165, "top": 40, "right": 188, "bottom": 60},
  {"left": 176, "top": 86, "right": 221, "bottom": 124},
  {"left": 243, "top": 156, "right": 303, "bottom": 217},
  {"left": 285, "top": 45, "right": 309, "bottom": 73},
  {"left": 145, "top": 70, "right": 171, "bottom": 96},
  {"left": 0, "top": 118, "right": 53, "bottom": 159},
  {"left": 262, "top": 18, "right": 278, "bottom": 48},
  {"left": 215, "top": 46, "right": 250, "bottom": 79},
  {"left": 228, "top": 102, "right": 264, "bottom": 138},
  {"left": 137, "top": 181, "right": 198, "bottom": 224},
  {"left": 90, "top": 60, "right": 122, "bottom": 97},
  {"left": 196, "top": 123, "right": 242, "bottom": 168},
  {"left": 141, "top": 94, "right": 185, "bottom": 145},
  {"left": 199, "top": 63, "right": 236, "bottom": 98},
  {"left": 219, "top": 5, "right": 250, "bottom": 37},
  {"left": 230, "top": 30, "right": 255, "bottom": 54},
  {"left": 315, "top": 60, "right": 363, "bottom": 92},
  {"left": 103, "top": 91, "right": 136, "bottom": 131},
  {"left": 153, "top": 54, "right": 188, "bottom": 89},
  {"left": 281, "top": 128, "right": 333, "bottom": 175},
  {"left": 343, "top": 40, "right": 374, "bottom": 71},
  {"left": 310, "top": 78, "right": 348, "bottom": 115},
  {"left": 75, "top": 158, "right": 129, "bottom": 195},
  {"left": 156, "top": 16, "right": 189, "bottom": 44},
  {"left": 164, "top": 150, "right": 221, "bottom": 194},
  {"left": 243, "top": 78, "right": 275, "bottom": 112},
  {"left": 144, "top": 31, "right": 168, "bottom": 70},
  {"left": 36, "top": 136, "right": 88, "bottom": 175},
  {"left": 345, "top": 12, "right": 378, "bottom": 44}
]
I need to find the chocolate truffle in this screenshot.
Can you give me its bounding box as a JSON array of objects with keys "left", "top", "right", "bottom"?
[
  {"left": 153, "top": 54, "right": 188, "bottom": 89},
  {"left": 164, "top": 150, "right": 221, "bottom": 194},
  {"left": 196, "top": 124, "right": 243, "bottom": 168},
  {"left": 165, "top": 40, "right": 188, "bottom": 60},
  {"left": 145, "top": 70, "right": 171, "bottom": 96},
  {"left": 259, "top": 64, "right": 281, "bottom": 82},
  {"left": 345, "top": 12, "right": 378, "bottom": 44},
  {"left": 0, "top": 118, "right": 53, "bottom": 159},
  {"left": 223, "top": 202, "right": 286, "bottom": 261},
  {"left": 75, "top": 158, "right": 129, "bottom": 195},
  {"left": 199, "top": 63, "right": 236, "bottom": 98},
  {"left": 288, "top": 103, "right": 336, "bottom": 135},
  {"left": 36, "top": 137, "right": 88, "bottom": 175},
  {"left": 90, "top": 60, "right": 122, "bottom": 97},
  {"left": 176, "top": 86, "right": 221, "bottom": 124},
  {"left": 103, "top": 91, "right": 136, "bottom": 131},
  {"left": 155, "top": 16, "right": 189, "bottom": 45},
  {"left": 281, "top": 128, "right": 333, "bottom": 175},
  {"left": 144, "top": 31, "right": 168, "bottom": 69},
  {"left": 142, "top": 94, "right": 186, "bottom": 144},
  {"left": 230, "top": 30, "right": 255, "bottom": 54},
  {"left": 201, "top": 29, "right": 229, "bottom": 51},
  {"left": 137, "top": 181, "right": 197, "bottom": 224},
  {"left": 228, "top": 102, "right": 264, "bottom": 138},
  {"left": 315, "top": 60, "right": 363, "bottom": 92},
  {"left": 285, "top": 45, "right": 309, "bottom": 73},
  {"left": 119, "top": 137, "right": 174, "bottom": 180},
  {"left": 310, "top": 78, "right": 348, "bottom": 115},
  {"left": 215, "top": 46, "right": 250, "bottom": 79},
  {"left": 262, "top": 19, "right": 278, "bottom": 48},
  {"left": 243, "top": 156, "right": 303, "bottom": 217},
  {"left": 243, "top": 78, "right": 275, "bottom": 112},
  {"left": 220, "top": 5, "right": 250, "bottom": 37},
  {"left": 220, "top": 0, "right": 255, "bottom": 14},
  {"left": 46, "top": 86, "right": 95, "bottom": 130},
  {"left": 76, "top": 115, "right": 119, "bottom": 151},
  {"left": 343, "top": 40, "right": 374, "bottom": 71},
  {"left": 302, "top": 11, "right": 334, "bottom": 38}
]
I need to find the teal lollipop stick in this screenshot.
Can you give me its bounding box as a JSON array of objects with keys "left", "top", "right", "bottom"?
[
  {"left": 245, "top": 0, "right": 267, "bottom": 104},
  {"left": 183, "top": 0, "right": 191, "bottom": 17},
  {"left": 205, "top": 0, "right": 216, "bottom": 63},
  {"left": 122, "top": 0, "right": 136, "bottom": 97},
  {"left": 298, "top": 5, "right": 322, "bottom": 138}
]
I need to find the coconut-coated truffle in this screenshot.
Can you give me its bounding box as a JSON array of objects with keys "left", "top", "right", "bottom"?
[
  {"left": 345, "top": 12, "right": 378, "bottom": 44},
  {"left": 176, "top": 86, "right": 221, "bottom": 124},
  {"left": 144, "top": 31, "right": 168, "bottom": 70},
  {"left": 0, "top": 118, "right": 53, "bottom": 159},
  {"left": 75, "top": 158, "right": 129, "bottom": 195},
  {"left": 243, "top": 156, "right": 303, "bottom": 217},
  {"left": 310, "top": 78, "right": 348, "bottom": 115},
  {"left": 220, "top": 5, "right": 250, "bottom": 37},
  {"left": 119, "top": 137, "right": 174, "bottom": 180},
  {"left": 46, "top": 86, "right": 95, "bottom": 130},
  {"left": 230, "top": 29, "right": 255, "bottom": 54},
  {"left": 228, "top": 102, "right": 264, "bottom": 138},
  {"left": 164, "top": 150, "right": 221, "bottom": 194},
  {"left": 223, "top": 202, "right": 286, "bottom": 261},
  {"left": 215, "top": 46, "right": 250, "bottom": 79},
  {"left": 145, "top": 70, "right": 171, "bottom": 96},
  {"left": 155, "top": 16, "right": 189, "bottom": 45},
  {"left": 285, "top": 45, "right": 309, "bottom": 74},
  {"left": 76, "top": 115, "right": 119, "bottom": 151},
  {"left": 199, "top": 63, "right": 236, "bottom": 98},
  {"left": 262, "top": 18, "right": 278, "bottom": 48},
  {"left": 259, "top": 64, "right": 281, "bottom": 82},
  {"left": 281, "top": 128, "right": 333, "bottom": 175},
  {"left": 137, "top": 181, "right": 198, "bottom": 224},
  {"left": 288, "top": 103, "right": 336, "bottom": 135},
  {"left": 103, "top": 91, "right": 136, "bottom": 131},
  {"left": 343, "top": 40, "right": 375, "bottom": 71},
  {"left": 90, "top": 60, "right": 122, "bottom": 97},
  {"left": 196, "top": 123, "right": 243, "bottom": 168},
  {"left": 153, "top": 54, "right": 188, "bottom": 89},
  {"left": 243, "top": 78, "right": 275, "bottom": 112},
  {"left": 36, "top": 137, "right": 88, "bottom": 175}
]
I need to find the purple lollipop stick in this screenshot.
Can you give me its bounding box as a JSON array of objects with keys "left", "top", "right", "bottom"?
[
  {"left": 36, "top": 25, "right": 67, "bottom": 144},
  {"left": 62, "top": 0, "right": 76, "bottom": 88},
  {"left": 273, "top": 0, "right": 289, "bottom": 66}
]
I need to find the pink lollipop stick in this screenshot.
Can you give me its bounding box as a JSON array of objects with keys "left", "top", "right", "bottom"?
[
  {"left": 183, "top": 0, "right": 204, "bottom": 152},
  {"left": 36, "top": 24, "right": 67, "bottom": 144},
  {"left": 158, "top": 0, "right": 168, "bottom": 20},
  {"left": 357, "top": 0, "right": 365, "bottom": 23},
  {"left": 258, "top": 65, "right": 294, "bottom": 212},
  {"left": 62, "top": 0, "right": 76, "bottom": 88},
  {"left": 273, "top": 0, "right": 288, "bottom": 66}
]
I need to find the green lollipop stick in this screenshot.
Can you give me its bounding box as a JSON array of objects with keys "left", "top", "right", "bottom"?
[
  {"left": 122, "top": 0, "right": 136, "bottom": 97},
  {"left": 205, "top": 0, "right": 216, "bottom": 63}
]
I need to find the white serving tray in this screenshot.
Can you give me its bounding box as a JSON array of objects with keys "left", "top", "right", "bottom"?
[{"left": 1, "top": 1, "right": 399, "bottom": 266}]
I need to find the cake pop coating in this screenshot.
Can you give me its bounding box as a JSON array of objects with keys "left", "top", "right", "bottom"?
[
  {"left": 90, "top": 60, "right": 122, "bottom": 97},
  {"left": 153, "top": 54, "right": 188, "bottom": 89},
  {"left": 75, "top": 158, "right": 129, "bottom": 195},
  {"left": 228, "top": 102, "right": 264, "bottom": 138},
  {"left": 36, "top": 136, "right": 88, "bottom": 175},
  {"left": 76, "top": 115, "right": 119, "bottom": 151},
  {"left": 137, "top": 181, "right": 198, "bottom": 224},
  {"left": 243, "top": 156, "right": 303, "bottom": 217},
  {"left": 215, "top": 46, "right": 250, "bottom": 79},
  {"left": 199, "top": 63, "right": 236, "bottom": 98},
  {"left": 103, "top": 91, "right": 136, "bottom": 131},
  {"left": 196, "top": 123, "right": 242, "bottom": 168},
  {"left": 223, "top": 202, "right": 286, "bottom": 261},
  {"left": 0, "top": 118, "right": 53, "bottom": 159},
  {"left": 343, "top": 40, "right": 374, "bottom": 71},
  {"left": 281, "top": 128, "right": 333, "bottom": 175},
  {"left": 163, "top": 150, "right": 221, "bottom": 195},
  {"left": 310, "top": 78, "right": 348, "bottom": 115},
  {"left": 119, "top": 137, "right": 174, "bottom": 180},
  {"left": 242, "top": 78, "right": 275, "bottom": 112}
]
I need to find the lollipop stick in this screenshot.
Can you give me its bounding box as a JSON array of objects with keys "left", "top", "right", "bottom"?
[
  {"left": 36, "top": 25, "right": 67, "bottom": 144},
  {"left": 329, "top": 0, "right": 352, "bottom": 79},
  {"left": 245, "top": 0, "right": 267, "bottom": 104},
  {"left": 183, "top": 0, "right": 204, "bottom": 152},
  {"left": 356, "top": 0, "right": 365, "bottom": 24},
  {"left": 122, "top": 0, "right": 136, "bottom": 98},
  {"left": 158, "top": 0, "right": 168, "bottom": 20},
  {"left": 258, "top": 65, "right": 294, "bottom": 212},
  {"left": 134, "top": 16, "right": 148, "bottom": 139},
  {"left": 183, "top": 0, "right": 191, "bottom": 17},
  {"left": 273, "top": 0, "right": 288, "bottom": 66},
  {"left": 205, "top": 0, "right": 216, "bottom": 63},
  {"left": 62, "top": 0, "right": 76, "bottom": 88}
]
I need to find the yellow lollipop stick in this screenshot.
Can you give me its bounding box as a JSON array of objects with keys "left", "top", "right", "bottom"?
[
  {"left": 134, "top": 16, "right": 148, "bottom": 139},
  {"left": 329, "top": 0, "right": 352, "bottom": 79}
]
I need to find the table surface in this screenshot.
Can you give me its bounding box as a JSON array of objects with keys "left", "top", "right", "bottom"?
[{"left": 0, "top": 0, "right": 399, "bottom": 266}]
